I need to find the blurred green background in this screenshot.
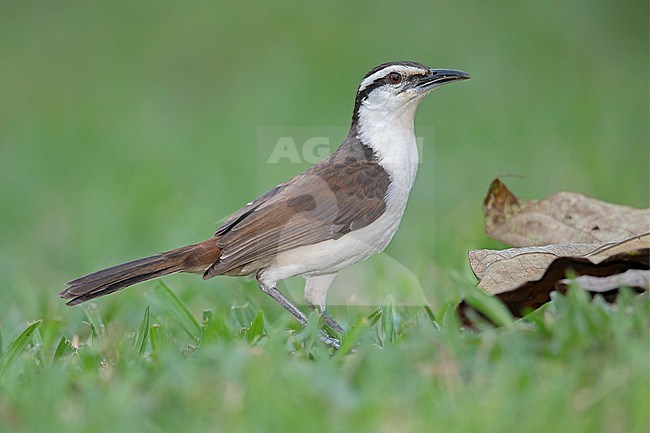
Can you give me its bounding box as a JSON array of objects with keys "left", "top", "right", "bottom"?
[
  {"left": 2, "top": 0, "right": 647, "bottom": 319},
  {"left": 0, "top": 1, "right": 648, "bottom": 430},
  {"left": 2, "top": 0, "right": 648, "bottom": 325}
]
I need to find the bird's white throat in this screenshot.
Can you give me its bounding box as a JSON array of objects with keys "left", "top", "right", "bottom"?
[{"left": 355, "top": 91, "right": 425, "bottom": 203}]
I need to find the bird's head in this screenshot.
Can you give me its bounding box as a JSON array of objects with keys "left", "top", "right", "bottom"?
[{"left": 352, "top": 61, "right": 470, "bottom": 125}]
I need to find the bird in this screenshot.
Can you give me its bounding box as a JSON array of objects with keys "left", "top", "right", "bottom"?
[{"left": 60, "top": 61, "right": 470, "bottom": 348}]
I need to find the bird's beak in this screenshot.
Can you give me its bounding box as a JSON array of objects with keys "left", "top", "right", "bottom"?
[{"left": 416, "top": 68, "right": 471, "bottom": 92}]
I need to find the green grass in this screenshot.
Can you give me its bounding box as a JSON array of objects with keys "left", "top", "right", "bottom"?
[
  {"left": 0, "top": 284, "right": 647, "bottom": 433},
  {"left": 0, "top": 0, "right": 648, "bottom": 432}
]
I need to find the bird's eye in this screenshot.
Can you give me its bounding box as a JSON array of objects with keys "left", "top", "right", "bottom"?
[{"left": 388, "top": 72, "right": 403, "bottom": 84}]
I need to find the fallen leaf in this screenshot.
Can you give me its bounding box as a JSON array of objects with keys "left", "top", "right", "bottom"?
[
  {"left": 469, "top": 233, "right": 650, "bottom": 294},
  {"left": 461, "top": 249, "right": 648, "bottom": 324},
  {"left": 491, "top": 247, "right": 648, "bottom": 317},
  {"left": 556, "top": 269, "right": 649, "bottom": 293},
  {"left": 463, "top": 181, "right": 650, "bottom": 325},
  {"left": 463, "top": 234, "right": 648, "bottom": 320},
  {"left": 483, "top": 179, "right": 650, "bottom": 247},
  {"left": 584, "top": 233, "right": 650, "bottom": 263}
]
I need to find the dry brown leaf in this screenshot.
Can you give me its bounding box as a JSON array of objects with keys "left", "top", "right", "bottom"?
[
  {"left": 491, "top": 247, "right": 648, "bottom": 317},
  {"left": 585, "top": 233, "right": 650, "bottom": 263},
  {"left": 463, "top": 233, "right": 648, "bottom": 320},
  {"left": 461, "top": 248, "right": 649, "bottom": 323},
  {"left": 469, "top": 244, "right": 597, "bottom": 294},
  {"left": 469, "top": 233, "right": 650, "bottom": 294},
  {"left": 463, "top": 180, "right": 650, "bottom": 324},
  {"left": 556, "top": 269, "right": 649, "bottom": 293},
  {"left": 483, "top": 179, "right": 650, "bottom": 247}
]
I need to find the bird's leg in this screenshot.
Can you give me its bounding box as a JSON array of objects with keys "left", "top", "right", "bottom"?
[
  {"left": 257, "top": 281, "right": 307, "bottom": 325},
  {"left": 257, "top": 279, "right": 340, "bottom": 349},
  {"left": 308, "top": 303, "right": 344, "bottom": 334},
  {"left": 303, "top": 273, "right": 343, "bottom": 333}
]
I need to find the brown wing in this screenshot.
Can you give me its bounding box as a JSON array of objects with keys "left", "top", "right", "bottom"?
[{"left": 205, "top": 152, "right": 390, "bottom": 277}]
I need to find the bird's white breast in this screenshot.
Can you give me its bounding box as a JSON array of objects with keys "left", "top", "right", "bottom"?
[{"left": 261, "top": 99, "right": 420, "bottom": 285}]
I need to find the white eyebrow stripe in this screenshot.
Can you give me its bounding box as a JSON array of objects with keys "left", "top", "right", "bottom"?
[{"left": 358, "top": 65, "right": 428, "bottom": 93}]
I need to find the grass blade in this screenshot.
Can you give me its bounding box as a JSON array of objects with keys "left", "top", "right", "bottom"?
[
  {"left": 334, "top": 315, "right": 370, "bottom": 359},
  {"left": 151, "top": 282, "right": 201, "bottom": 342},
  {"left": 300, "top": 311, "right": 322, "bottom": 353},
  {"left": 82, "top": 303, "right": 106, "bottom": 347},
  {"left": 378, "top": 295, "right": 398, "bottom": 346},
  {"left": 30, "top": 328, "right": 45, "bottom": 370},
  {"left": 0, "top": 320, "right": 42, "bottom": 375},
  {"left": 201, "top": 309, "right": 235, "bottom": 345},
  {"left": 53, "top": 336, "right": 75, "bottom": 362},
  {"left": 423, "top": 305, "right": 437, "bottom": 324},
  {"left": 133, "top": 306, "right": 150, "bottom": 355},
  {"left": 246, "top": 310, "right": 265, "bottom": 344},
  {"left": 199, "top": 309, "right": 214, "bottom": 345},
  {"left": 149, "top": 324, "right": 161, "bottom": 354},
  {"left": 462, "top": 287, "right": 515, "bottom": 329}
]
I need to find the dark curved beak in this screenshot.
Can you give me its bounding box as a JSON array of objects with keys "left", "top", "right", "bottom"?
[{"left": 416, "top": 68, "right": 471, "bottom": 92}]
